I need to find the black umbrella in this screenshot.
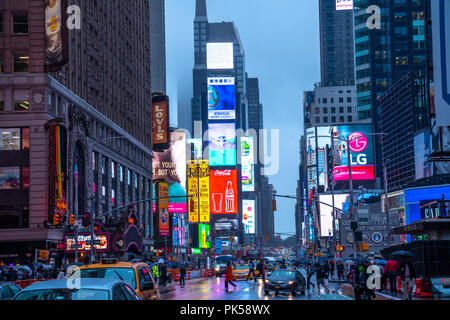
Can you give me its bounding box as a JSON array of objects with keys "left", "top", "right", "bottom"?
[{"left": 390, "top": 250, "right": 414, "bottom": 257}]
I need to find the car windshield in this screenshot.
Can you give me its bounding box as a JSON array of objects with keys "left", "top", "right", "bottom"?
[
  {"left": 270, "top": 271, "right": 296, "bottom": 280},
  {"left": 235, "top": 265, "right": 248, "bottom": 270},
  {"left": 14, "top": 289, "right": 109, "bottom": 300},
  {"left": 72, "top": 268, "right": 137, "bottom": 289}
]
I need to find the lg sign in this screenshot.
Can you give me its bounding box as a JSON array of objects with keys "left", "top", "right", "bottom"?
[{"left": 349, "top": 132, "right": 368, "bottom": 166}]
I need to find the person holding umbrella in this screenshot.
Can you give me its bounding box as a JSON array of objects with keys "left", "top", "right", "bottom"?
[
  {"left": 394, "top": 251, "right": 416, "bottom": 300},
  {"left": 225, "top": 261, "right": 237, "bottom": 292}
]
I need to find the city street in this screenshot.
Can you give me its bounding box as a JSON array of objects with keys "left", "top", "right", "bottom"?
[{"left": 160, "top": 271, "right": 352, "bottom": 301}]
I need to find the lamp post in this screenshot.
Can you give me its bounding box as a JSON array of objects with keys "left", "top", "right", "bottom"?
[{"left": 74, "top": 165, "right": 79, "bottom": 264}]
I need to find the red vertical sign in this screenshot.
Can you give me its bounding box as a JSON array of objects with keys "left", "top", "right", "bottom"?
[{"left": 157, "top": 182, "right": 170, "bottom": 236}]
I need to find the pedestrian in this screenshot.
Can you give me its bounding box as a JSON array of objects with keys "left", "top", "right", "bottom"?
[
  {"left": 225, "top": 261, "right": 237, "bottom": 292},
  {"left": 315, "top": 263, "right": 330, "bottom": 294},
  {"left": 306, "top": 263, "right": 315, "bottom": 293},
  {"left": 246, "top": 260, "right": 256, "bottom": 282},
  {"left": 330, "top": 260, "right": 335, "bottom": 279},
  {"left": 398, "top": 257, "right": 416, "bottom": 300},
  {"left": 256, "top": 260, "right": 265, "bottom": 282},
  {"left": 336, "top": 261, "right": 345, "bottom": 281},
  {"left": 323, "top": 260, "right": 331, "bottom": 279},
  {"left": 385, "top": 258, "right": 399, "bottom": 295},
  {"left": 56, "top": 266, "right": 66, "bottom": 279},
  {"left": 160, "top": 262, "right": 168, "bottom": 287},
  {"left": 151, "top": 263, "right": 159, "bottom": 285},
  {"left": 179, "top": 262, "right": 186, "bottom": 286}
]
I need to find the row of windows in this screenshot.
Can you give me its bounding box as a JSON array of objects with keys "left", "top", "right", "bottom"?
[
  {"left": 315, "top": 107, "right": 353, "bottom": 114},
  {"left": 314, "top": 116, "right": 353, "bottom": 123},
  {"left": 317, "top": 96, "right": 352, "bottom": 104},
  {"left": 0, "top": 12, "right": 28, "bottom": 34}
]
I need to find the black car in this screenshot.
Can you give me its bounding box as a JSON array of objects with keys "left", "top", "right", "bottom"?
[{"left": 264, "top": 269, "right": 306, "bottom": 296}]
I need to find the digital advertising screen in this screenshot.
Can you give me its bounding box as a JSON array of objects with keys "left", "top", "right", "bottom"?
[
  {"left": 336, "top": 0, "right": 353, "bottom": 10},
  {"left": 243, "top": 199, "right": 256, "bottom": 234},
  {"left": 332, "top": 125, "right": 375, "bottom": 182},
  {"left": 208, "top": 123, "right": 237, "bottom": 166},
  {"left": 209, "top": 170, "right": 238, "bottom": 215},
  {"left": 241, "top": 137, "right": 254, "bottom": 192},
  {"left": 208, "top": 77, "right": 236, "bottom": 120},
  {"left": 207, "top": 42, "right": 234, "bottom": 70},
  {"left": 199, "top": 224, "right": 211, "bottom": 249},
  {"left": 64, "top": 233, "right": 109, "bottom": 253},
  {"left": 318, "top": 194, "right": 348, "bottom": 237},
  {"left": 414, "top": 132, "right": 434, "bottom": 180},
  {"left": 152, "top": 131, "right": 187, "bottom": 213}
]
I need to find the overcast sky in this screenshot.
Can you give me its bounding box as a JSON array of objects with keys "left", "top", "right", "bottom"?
[{"left": 166, "top": 0, "right": 320, "bottom": 238}]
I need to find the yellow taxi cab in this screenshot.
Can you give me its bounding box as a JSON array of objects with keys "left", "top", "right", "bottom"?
[
  {"left": 68, "top": 258, "right": 160, "bottom": 300},
  {"left": 232, "top": 264, "right": 260, "bottom": 280}
]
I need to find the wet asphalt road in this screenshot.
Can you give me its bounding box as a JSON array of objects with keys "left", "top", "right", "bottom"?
[{"left": 160, "top": 270, "right": 352, "bottom": 301}]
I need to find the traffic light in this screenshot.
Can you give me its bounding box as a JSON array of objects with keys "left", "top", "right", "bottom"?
[
  {"left": 336, "top": 244, "right": 343, "bottom": 252},
  {"left": 230, "top": 236, "right": 235, "bottom": 242},
  {"left": 69, "top": 214, "right": 75, "bottom": 225},
  {"left": 82, "top": 214, "right": 90, "bottom": 228},
  {"left": 266, "top": 234, "right": 269, "bottom": 241},
  {"left": 272, "top": 199, "right": 277, "bottom": 212},
  {"left": 361, "top": 242, "right": 369, "bottom": 252}
]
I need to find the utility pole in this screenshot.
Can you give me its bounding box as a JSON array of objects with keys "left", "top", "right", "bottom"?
[
  {"left": 330, "top": 129, "right": 336, "bottom": 258},
  {"left": 74, "top": 169, "right": 79, "bottom": 264},
  {"left": 90, "top": 199, "right": 95, "bottom": 264},
  {"left": 346, "top": 138, "right": 357, "bottom": 258}
]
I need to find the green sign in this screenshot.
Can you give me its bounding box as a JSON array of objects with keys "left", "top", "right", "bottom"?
[
  {"left": 192, "top": 248, "right": 202, "bottom": 254},
  {"left": 199, "top": 224, "right": 210, "bottom": 249}
]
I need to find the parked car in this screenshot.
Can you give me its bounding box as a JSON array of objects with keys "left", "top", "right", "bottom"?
[
  {"left": 12, "top": 279, "right": 140, "bottom": 300},
  {"left": 68, "top": 258, "right": 159, "bottom": 300},
  {"left": 0, "top": 282, "right": 22, "bottom": 300},
  {"left": 264, "top": 269, "right": 306, "bottom": 296}
]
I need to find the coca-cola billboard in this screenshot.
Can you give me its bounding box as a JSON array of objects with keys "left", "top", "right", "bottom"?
[{"left": 209, "top": 170, "right": 238, "bottom": 215}]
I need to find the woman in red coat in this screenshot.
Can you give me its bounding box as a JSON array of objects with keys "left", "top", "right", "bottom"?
[{"left": 225, "top": 261, "right": 237, "bottom": 292}]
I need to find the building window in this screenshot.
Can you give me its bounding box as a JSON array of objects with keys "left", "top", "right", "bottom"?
[
  {"left": 323, "top": 117, "right": 329, "bottom": 123},
  {"left": 347, "top": 97, "right": 352, "bottom": 103},
  {"left": 323, "top": 108, "right": 328, "bottom": 114},
  {"left": 0, "top": 90, "right": 4, "bottom": 112},
  {"left": 13, "top": 53, "right": 30, "bottom": 73},
  {"left": 0, "top": 206, "right": 29, "bottom": 229},
  {"left": 0, "top": 52, "right": 4, "bottom": 73},
  {"left": 339, "top": 98, "right": 343, "bottom": 103},
  {"left": 340, "top": 116, "right": 344, "bottom": 123},
  {"left": 0, "top": 167, "right": 20, "bottom": 189},
  {"left": 0, "top": 128, "right": 29, "bottom": 150},
  {"left": 339, "top": 107, "right": 344, "bottom": 113},
  {"left": 13, "top": 90, "right": 30, "bottom": 111},
  {"left": 348, "top": 116, "right": 353, "bottom": 122},
  {"left": 0, "top": 12, "right": 3, "bottom": 33},
  {"left": 331, "top": 116, "right": 336, "bottom": 123},
  {"left": 330, "top": 98, "right": 334, "bottom": 103},
  {"left": 347, "top": 107, "right": 352, "bottom": 113},
  {"left": 323, "top": 98, "right": 327, "bottom": 104},
  {"left": 331, "top": 107, "right": 336, "bottom": 114},
  {"left": 12, "top": 13, "right": 28, "bottom": 34},
  {"left": 315, "top": 117, "right": 320, "bottom": 123}
]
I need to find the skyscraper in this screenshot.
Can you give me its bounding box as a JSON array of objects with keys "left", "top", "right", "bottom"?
[
  {"left": 150, "top": 0, "right": 167, "bottom": 94},
  {"left": 319, "top": 0, "right": 355, "bottom": 86}
]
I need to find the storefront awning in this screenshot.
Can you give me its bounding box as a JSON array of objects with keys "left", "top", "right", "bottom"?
[{"left": 391, "top": 219, "right": 450, "bottom": 235}]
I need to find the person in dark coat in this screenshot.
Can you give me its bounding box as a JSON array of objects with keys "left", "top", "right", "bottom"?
[
  {"left": 398, "top": 257, "right": 416, "bottom": 300},
  {"left": 179, "top": 263, "right": 187, "bottom": 286},
  {"left": 336, "top": 261, "right": 345, "bottom": 280}
]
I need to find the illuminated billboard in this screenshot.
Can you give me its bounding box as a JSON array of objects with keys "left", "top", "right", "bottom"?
[
  {"left": 208, "top": 123, "right": 237, "bottom": 166},
  {"left": 199, "top": 224, "right": 211, "bottom": 249},
  {"left": 64, "top": 233, "right": 109, "bottom": 253},
  {"left": 306, "top": 125, "right": 375, "bottom": 189},
  {"left": 336, "top": 0, "right": 353, "bottom": 10},
  {"left": 207, "top": 42, "right": 234, "bottom": 70},
  {"left": 241, "top": 137, "right": 254, "bottom": 192},
  {"left": 332, "top": 125, "right": 375, "bottom": 182},
  {"left": 187, "top": 138, "right": 203, "bottom": 160},
  {"left": 243, "top": 200, "right": 256, "bottom": 234},
  {"left": 45, "top": 0, "right": 68, "bottom": 72},
  {"left": 210, "top": 170, "right": 238, "bottom": 215},
  {"left": 157, "top": 182, "right": 170, "bottom": 237},
  {"left": 153, "top": 131, "right": 187, "bottom": 213},
  {"left": 187, "top": 160, "right": 211, "bottom": 223},
  {"left": 319, "top": 194, "right": 348, "bottom": 237},
  {"left": 208, "top": 77, "right": 236, "bottom": 120}
]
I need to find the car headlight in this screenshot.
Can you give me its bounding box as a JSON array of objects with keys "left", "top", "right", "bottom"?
[
  {"left": 265, "top": 279, "right": 269, "bottom": 283},
  {"left": 288, "top": 281, "right": 294, "bottom": 285},
  {"left": 215, "top": 266, "right": 220, "bottom": 271}
]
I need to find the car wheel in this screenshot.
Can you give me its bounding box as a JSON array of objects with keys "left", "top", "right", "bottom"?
[
  {"left": 264, "top": 290, "right": 269, "bottom": 295},
  {"left": 292, "top": 290, "right": 297, "bottom": 297},
  {"left": 301, "top": 290, "right": 305, "bottom": 295}
]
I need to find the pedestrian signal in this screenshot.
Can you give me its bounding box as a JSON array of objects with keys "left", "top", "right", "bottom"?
[{"left": 361, "top": 242, "right": 369, "bottom": 252}]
